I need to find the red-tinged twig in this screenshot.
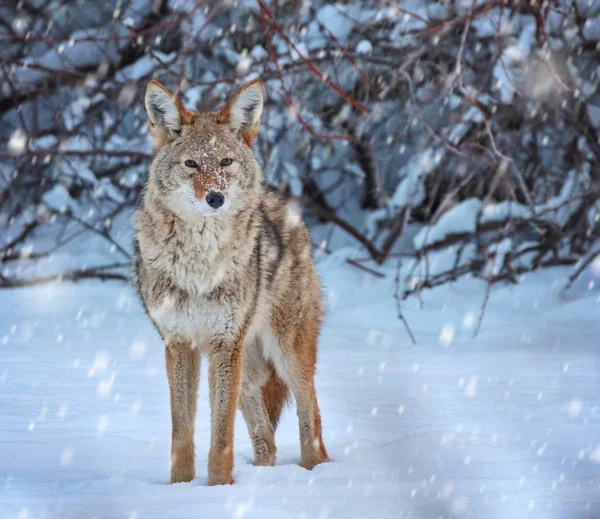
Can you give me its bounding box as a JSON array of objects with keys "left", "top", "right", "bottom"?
[
  {"left": 257, "top": 0, "right": 368, "bottom": 113},
  {"left": 546, "top": 4, "right": 570, "bottom": 17},
  {"left": 263, "top": 27, "right": 352, "bottom": 141}
]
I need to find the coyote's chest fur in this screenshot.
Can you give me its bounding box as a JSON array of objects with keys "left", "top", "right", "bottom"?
[{"left": 133, "top": 201, "right": 258, "bottom": 348}]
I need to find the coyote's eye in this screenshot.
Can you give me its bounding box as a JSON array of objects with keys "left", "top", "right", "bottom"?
[
  {"left": 220, "top": 158, "right": 233, "bottom": 167},
  {"left": 184, "top": 159, "right": 197, "bottom": 168}
]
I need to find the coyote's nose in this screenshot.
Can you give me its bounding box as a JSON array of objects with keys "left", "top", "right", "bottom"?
[{"left": 206, "top": 191, "right": 224, "bottom": 209}]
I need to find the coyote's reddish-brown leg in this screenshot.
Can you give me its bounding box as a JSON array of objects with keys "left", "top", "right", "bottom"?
[
  {"left": 165, "top": 341, "right": 200, "bottom": 483},
  {"left": 277, "top": 327, "right": 329, "bottom": 470},
  {"left": 207, "top": 337, "right": 244, "bottom": 485}
]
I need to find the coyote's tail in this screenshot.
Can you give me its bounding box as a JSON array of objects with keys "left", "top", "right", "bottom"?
[{"left": 262, "top": 368, "right": 291, "bottom": 432}]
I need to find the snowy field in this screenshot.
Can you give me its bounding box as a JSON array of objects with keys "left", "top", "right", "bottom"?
[{"left": 1, "top": 252, "right": 600, "bottom": 519}]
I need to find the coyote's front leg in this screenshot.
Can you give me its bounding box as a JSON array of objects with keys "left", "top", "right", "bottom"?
[
  {"left": 207, "top": 336, "right": 244, "bottom": 485},
  {"left": 165, "top": 340, "right": 200, "bottom": 483}
]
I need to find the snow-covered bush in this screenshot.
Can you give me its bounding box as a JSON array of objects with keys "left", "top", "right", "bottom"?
[{"left": 0, "top": 0, "right": 598, "bottom": 290}]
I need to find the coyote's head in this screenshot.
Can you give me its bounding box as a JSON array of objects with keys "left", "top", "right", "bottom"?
[{"left": 144, "top": 79, "right": 264, "bottom": 218}]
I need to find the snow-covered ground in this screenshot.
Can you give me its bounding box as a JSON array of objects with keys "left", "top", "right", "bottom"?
[{"left": 1, "top": 252, "right": 600, "bottom": 519}]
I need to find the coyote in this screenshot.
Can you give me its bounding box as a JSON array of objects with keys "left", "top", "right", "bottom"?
[{"left": 133, "top": 79, "right": 329, "bottom": 485}]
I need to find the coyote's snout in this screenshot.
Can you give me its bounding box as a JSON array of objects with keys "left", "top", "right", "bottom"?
[{"left": 133, "top": 78, "right": 330, "bottom": 486}]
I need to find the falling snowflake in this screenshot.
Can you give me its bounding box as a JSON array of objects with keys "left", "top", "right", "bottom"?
[
  {"left": 439, "top": 324, "right": 455, "bottom": 347},
  {"left": 8, "top": 130, "right": 27, "bottom": 155}
]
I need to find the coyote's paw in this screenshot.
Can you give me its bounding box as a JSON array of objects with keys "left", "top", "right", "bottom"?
[
  {"left": 299, "top": 453, "right": 330, "bottom": 471},
  {"left": 207, "top": 471, "right": 234, "bottom": 486},
  {"left": 170, "top": 443, "right": 195, "bottom": 483},
  {"left": 253, "top": 452, "right": 276, "bottom": 467},
  {"left": 208, "top": 448, "right": 234, "bottom": 486},
  {"left": 170, "top": 465, "right": 195, "bottom": 484}
]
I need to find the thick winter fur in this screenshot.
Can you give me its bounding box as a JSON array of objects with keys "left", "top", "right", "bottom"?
[{"left": 133, "top": 79, "right": 329, "bottom": 485}]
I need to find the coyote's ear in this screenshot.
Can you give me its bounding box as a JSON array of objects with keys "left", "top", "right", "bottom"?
[
  {"left": 217, "top": 79, "right": 264, "bottom": 146},
  {"left": 145, "top": 80, "right": 192, "bottom": 147}
]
